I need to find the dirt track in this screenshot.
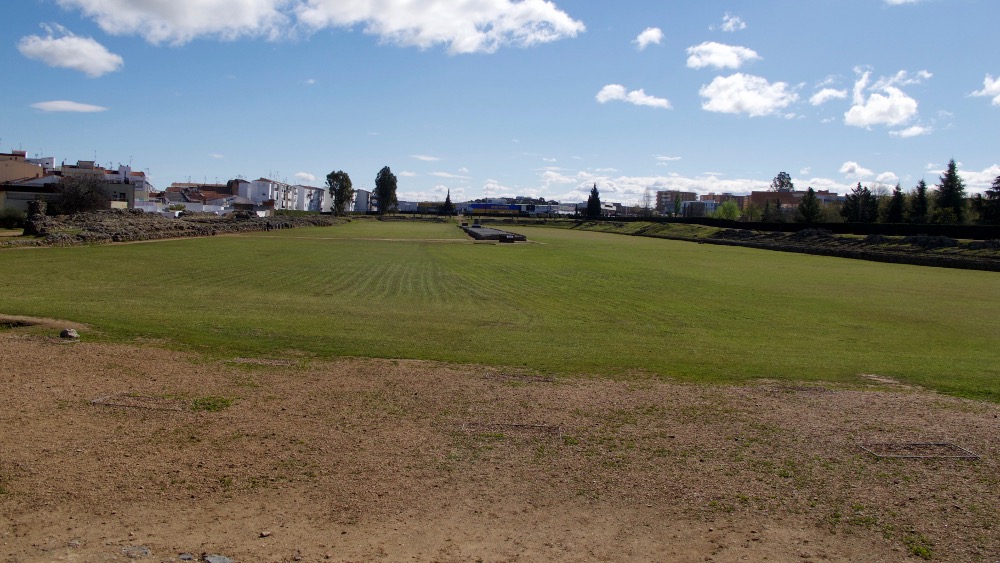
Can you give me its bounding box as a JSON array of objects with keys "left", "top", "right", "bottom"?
[{"left": 1, "top": 329, "right": 997, "bottom": 562}]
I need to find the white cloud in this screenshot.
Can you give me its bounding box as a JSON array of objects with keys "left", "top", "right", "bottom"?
[
  {"left": 57, "top": 0, "right": 291, "bottom": 44},
  {"left": 844, "top": 69, "right": 920, "bottom": 128},
  {"left": 971, "top": 74, "right": 1000, "bottom": 106},
  {"left": 31, "top": 100, "right": 108, "bottom": 112},
  {"left": 845, "top": 86, "right": 918, "bottom": 127},
  {"left": 411, "top": 154, "right": 441, "bottom": 162},
  {"left": 654, "top": 155, "right": 682, "bottom": 163},
  {"left": 209, "top": 153, "right": 226, "bottom": 160},
  {"left": 884, "top": 0, "right": 920, "bottom": 4},
  {"left": 686, "top": 41, "right": 759, "bottom": 70},
  {"left": 959, "top": 164, "right": 1000, "bottom": 194},
  {"left": 809, "top": 88, "right": 847, "bottom": 106},
  {"left": 720, "top": 13, "right": 746, "bottom": 32},
  {"left": 305, "top": 78, "right": 316, "bottom": 85},
  {"left": 875, "top": 172, "right": 899, "bottom": 185},
  {"left": 297, "top": 0, "right": 586, "bottom": 54},
  {"left": 56, "top": 0, "right": 585, "bottom": 52},
  {"left": 294, "top": 172, "right": 316, "bottom": 183},
  {"left": 839, "top": 161, "right": 874, "bottom": 179},
  {"left": 431, "top": 171, "right": 471, "bottom": 179},
  {"left": 399, "top": 171, "right": 418, "bottom": 177},
  {"left": 18, "top": 24, "right": 123, "bottom": 77},
  {"left": 633, "top": 27, "right": 663, "bottom": 50},
  {"left": 699, "top": 73, "right": 798, "bottom": 117},
  {"left": 596, "top": 84, "right": 671, "bottom": 109},
  {"left": 799, "top": 167, "right": 811, "bottom": 176},
  {"left": 890, "top": 125, "right": 931, "bottom": 138}
]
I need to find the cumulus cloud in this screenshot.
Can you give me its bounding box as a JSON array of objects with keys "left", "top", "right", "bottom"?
[
  {"left": 698, "top": 73, "right": 797, "bottom": 117},
  {"left": 596, "top": 84, "right": 671, "bottom": 109},
  {"left": 294, "top": 172, "right": 316, "bottom": 183},
  {"left": 844, "top": 68, "right": 921, "bottom": 128},
  {"left": 296, "top": 0, "right": 585, "bottom": 54},
  {"left": 839, "top": 161, "right": 874, "bottom": 179},
  {"left": 875, "top": 171, "right": 899, "bottom": 184},
  {"left": 633, "top": 27, "right": 663, "bottom": 50},
  {"left": 57, "top": 0, "right": 291, "bottom": 44},
  {"left": 686, "top": 41, "right": 759, "bottom": 70},
  {"left": 56, "top": 0, "right": 585, "bottom": 52},
  {"left": 18, "top": 24, "right": 123, "bottom": 77},
  {"left": 720, "top": 13, "right": 746, "bottom": 32},
  {"left": 31, "top": 100, "right": 108, "bottom": 112},
  {"left": 809, "top": 88, "right": 847, "bottom": 106},
  {"left": 971, "top": 74, "right": 1000, "bottom": 106},
  {"left": 959, "top": 164, "right": 1000, "bottom": 194}
]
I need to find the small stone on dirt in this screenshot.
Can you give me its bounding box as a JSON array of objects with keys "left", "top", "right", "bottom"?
[
  {"left": 122, "top": 545, "right": 150, "bottom": 558},
  {"left": 203, "top": 555, "right": 234, "bottom": 563}
]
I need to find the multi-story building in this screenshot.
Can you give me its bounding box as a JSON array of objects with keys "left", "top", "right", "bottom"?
[{"left": 655, "top": 190, "right": 698, "bottom": 214}]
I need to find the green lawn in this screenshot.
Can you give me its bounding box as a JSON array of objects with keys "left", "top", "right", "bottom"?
[{"left": 2, "top": 220, "right": 998, "bottom": 400}]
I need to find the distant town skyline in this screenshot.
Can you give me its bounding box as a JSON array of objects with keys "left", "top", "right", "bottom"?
[{"left": 3, "top": 0, "right": 999, "bottom": 204}]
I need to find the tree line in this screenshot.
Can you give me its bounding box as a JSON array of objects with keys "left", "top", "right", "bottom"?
[{"left": 757, "top": 159, "right": 1000, "bottom": 225}]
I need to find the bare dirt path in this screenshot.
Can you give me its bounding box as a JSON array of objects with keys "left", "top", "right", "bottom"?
[{"left": 1, "top": 330, "right": 997, "bottom": 562}]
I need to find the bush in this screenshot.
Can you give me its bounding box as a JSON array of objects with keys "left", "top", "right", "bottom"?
[{"left": 0, "top": 208, "right": 26, "bottom": 229}]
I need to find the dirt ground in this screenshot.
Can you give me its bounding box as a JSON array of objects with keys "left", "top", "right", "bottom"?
[{"left": 1, "top": 325, "right": 998, "bottom": 562}]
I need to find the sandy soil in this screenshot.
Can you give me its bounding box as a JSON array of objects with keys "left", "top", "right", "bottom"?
[{"left": 1, "top": 327, "right": 997, "bottom": 562}]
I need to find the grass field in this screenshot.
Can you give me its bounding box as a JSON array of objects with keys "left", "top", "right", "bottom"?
[{"left": 2, "top": 219, "right": 998, "bottom": 400}]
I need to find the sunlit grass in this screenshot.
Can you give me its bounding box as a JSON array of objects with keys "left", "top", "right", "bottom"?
[{"left": 1, "top": 221, "right": 998, "bottom": 400}]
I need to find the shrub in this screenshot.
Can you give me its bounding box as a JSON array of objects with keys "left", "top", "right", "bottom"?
[{"left": 0, "top": 208, "right": 26, "bottom": 229}]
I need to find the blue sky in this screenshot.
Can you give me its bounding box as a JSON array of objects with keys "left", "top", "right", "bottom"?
[{"left": 3, "top": 0, "right": 999, "bottom": 204}]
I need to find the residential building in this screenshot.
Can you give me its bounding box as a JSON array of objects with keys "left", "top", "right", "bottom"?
[
  {"left": 749, "top": 189, "right": 842, "bottom": 210},
  {"left": 656, "top": 190, "right": 698, "bottom": 214},
  {"left": 0, "top": 150, "right": 46, "bottom": 184}
]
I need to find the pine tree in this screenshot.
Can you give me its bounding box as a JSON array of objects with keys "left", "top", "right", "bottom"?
[
  {"left": 907, "top": 180, "right": 929, "bottom": 223},
  {"left": 841, "top": 183, "right": 877, "bottom": 223},
  {"left": 798, "top": 187, "right": 822, "bottom": 224},
  {"left": 883, "top": 183, "right": 905, "bottom": 223},
  {"left": 441, "top": 189, "right": 455, "bottom": 216},
  {"left": 933, "top": 159, "right": 967, "bottom": 223},
  {"left": 586, "top": 183, "right": 602, "bottom": 219},
  {"left": 979, "top": 175, "right": 1000, "bottom": 225}
]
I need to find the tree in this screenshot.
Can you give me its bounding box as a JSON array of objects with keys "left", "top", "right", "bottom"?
[
  {"left": 769, "top": 171, "right": 794, "bottom": 192},
  {"left": 586, "top": 183, "right": 602, "bottom": 219},
  {"left": 906, "top": 180, "right": 929, "bottom": 223},
  {"left": 712, "top": 199, "right": 741, "bottom": 221},
  {"left": 883, "top": 183, "right": 906, "bottom": 223},
  {"left": 841, "top": 183, "right": 877, "bottom": 223},
  {"left": 326, "top": 170, "right": 354, "bottom": 216},
  {"left": 441, "top": 189, "right": 455, "bottom": 216},
  {"left": 642, "top": 187, "right": 653, "bottom": 216},
  {"left": 54, "top": 175, "right": 110, "bottom": 214},
  {"left": 797, "top": 187, "right": 822, "bottom": 224},
  {"left": 933, "top": 159, "right": 967, "bottom": 223},
  {"left": 374, "top": 166, "right": 397, "bottom": 215},
  {"left": 970, "top": 175, "right": 1000, "bottom": 224},
  {"left": 762, "top": 199, "right": 784, "bottom": 222}
]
